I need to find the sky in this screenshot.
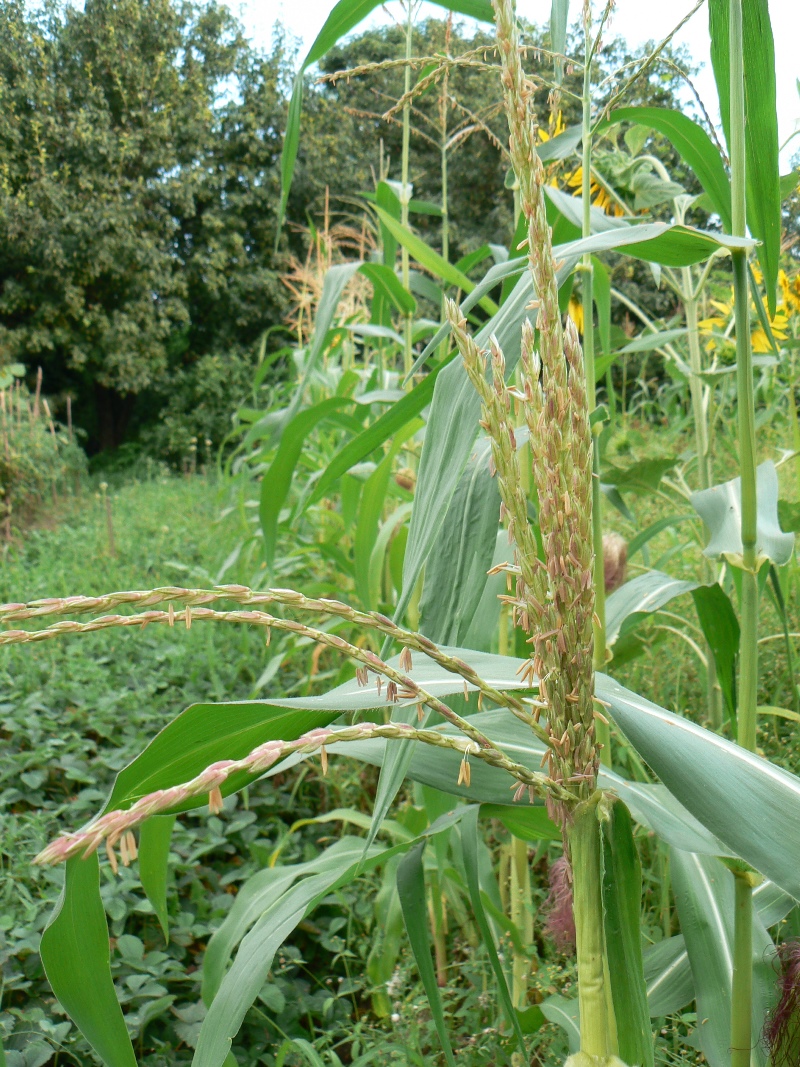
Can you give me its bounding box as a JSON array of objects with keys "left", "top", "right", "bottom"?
[{"left": 238, "top": 0, "right": 800, "bottom": 171}]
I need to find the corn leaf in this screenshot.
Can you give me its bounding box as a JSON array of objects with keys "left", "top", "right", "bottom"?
[
  {"left": 603, "top": 675, "right": 800, "bottom": 899},
  {"left": 309, "top": 359, "right": 447, "bottom": 506},
  {"left": 138, "top": 815, "right": 176, "bottom": 941},
  {"left": 397, "top": 842, "right": 458, "bottom": 1067},
  {"left": 643, "top": 935, "right": 694, "bottom": 1017},
  {"left": 670, "top": 849, "right": 774, "bottom": 1067},
  {"left": 708, "top": 0, "right": 780, "bottom": 313},
  {"left": 260, "top": 397, "right": 353, "bottom": 570},
  {"left": 372, "top": 207, "right": 499, "bottom": 314},
  {"left": 202, "top": 836, "right": 383, "bottom": 1005},
  {"left": 195, "top": 839, "right": 390, "bottom": 1067},
  {"left": 691, "top": 584, "right": 740, "bottom": 729},
  {"left": 599, "top": 108, "right": 731, "bottom": 229},
  {"left": 418, "top": 437, "right": 501, "bottom": 645},
  {"left": 606, "top": 571, "right": 698, "bottom": 646},
  {"left": 690, "top": 460, "right": 795, "bottom": 567},
  {"left": 549, "top": 0, "right": 569, "bottom": 85},
  {"left": 106, "top": 704, "right": 342, "bottom": 814},
  {"left": 602, "top": 798, "right": 654, "bottom": 1067},
  {"left": 461, "top": 806, "right": 528, "bottom": 1057},
  {"left": 40, "top": 856, "right": 137, "bottom": 1067}
]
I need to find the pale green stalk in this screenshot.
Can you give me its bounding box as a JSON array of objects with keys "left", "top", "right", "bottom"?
[
  {"left": 681, "top": 257, "right": 723, "bottom": 727},
  {"left": 728, "top": 0, "right": 757, "bottom": 1061},
  {"left": 437, "top": 16, "right": 451, "bottom": 365},
  {"left": 581, "top": 6, "right": 610, "bottom": 764},
  {"left": 510, "top": 833, "right": 533, "bottom": 1008},
  {"left": 731, "top": 869, "right": 755, "bottom": 1067},
  {"left": 571, "top": 799, "right": 609, "bottom": 1060},
  {"left": 401, "top": 1, "right": 414, "bottom": 380}
]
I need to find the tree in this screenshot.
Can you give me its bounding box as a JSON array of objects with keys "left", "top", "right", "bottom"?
[{"left": 0, "top": 0, "right": 291, "bottom": 450}]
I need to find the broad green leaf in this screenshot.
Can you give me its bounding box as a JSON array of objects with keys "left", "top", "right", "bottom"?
[
  {"left": 194, "top": 839, "right": 389, "bottom": 1067},
  {"left": 138, "top": 815, "right": 176, "bottom": 941},
  {"left": 397, "top": 843, "right": 457, "bottom": 1067},
  {"left": 690, "top": 460, "right": 794, "bottom": 567},
  {"left": 202, "top": 837, "right": 380, "bottom": 1005},
  {"left": 373, "top": 206, "right": 499, "bottom": 314},
  {"left": 709, "top": 0, "right": 780, "bottom": 313},
  {"left": 536, "top": 124, "right": 582, "bottom": 162},
  {"left": 752, "top": 876, "right": 797, "bottom": 929},
  {"left": 311, "top": 652, "right": 733, "bottom": 858},
  {"left": 309, "top": 360, "right": 446, "bottom": 506},
  {"left": 368, "top": 504, "right": 413, "bottom": 610},
  {"left": 602, "top": 798, "right": 654, "bottom": 1067},
  {"left": 549, "top": 0, "right": 569, "bottom": 86},
  {"left": 691, "top": 584, "right": 740, "bottom": 728},
  {"left": 627, "top": 514, "right": 695, "bottom": 560},
  {"left": 599, "top": 108, "right": 731, "bottom": 229},
  {"left": 288, "top": 263, "right": 362, "bottom": 413},
  {"left": 606, "top": 571, "right": 697, "bottom": 646},
  {"left": 400, "top": 268, "right": 541, "bottom": 622},
  {"left": 260, "top": 397, "right": 353, "bottom": 570},
  {"left": 641, "top": 871, "right": 789, "bottom": 1018},
  {"left": 670, "top": 849, "right": 774, "bottom": 1067},
  {"left": 455, "top": 244, "right": 495, "bottom": 275},
  {"left": 106, "top": 704, "right": 342, "bottom": 814},
  {"left": 643, "top": 935, "right": 694, "bottom": 1017},
  {"left": 546, "top": 187, "right": 755, "bottom": 266},
  {"left": 614, "top": 328, "right": 689, "bottom": 354},
  {"left": 481, "top": 803, "right": 560, "bottom": 842},
  {"left": 374, "top": 180, "right": 400, "bottom": 269},
  {"left": 366, "top": 856, "right": 405, "bottom": 1017},
  {"left": 602, "top": 674, "right": 800, "bottom": 899},
  {"left": 602, "top": 456, "right": 676, "bottom": 492},
  {"left": 418, "top": 437, "right": 501, "bottom": 645},
  {"left": 355, "top": 422, "right": 419, "bottom": 608},
  {"left": 40, "top": 856, "right": 137, "bottom": 1067},
  {"left": 540, "top": 995, "right": 580, "bottom": 1053},
  {"left": 359, "top": 262, "right": 417, "bottom": 316},
  {"left": 461, "top": 807, "right": 527, "bottom": 1057}
]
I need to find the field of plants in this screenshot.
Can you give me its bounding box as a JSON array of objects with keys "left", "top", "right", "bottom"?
[{"left": 2, "top": 0, "right": 800, "bottom": 1065}]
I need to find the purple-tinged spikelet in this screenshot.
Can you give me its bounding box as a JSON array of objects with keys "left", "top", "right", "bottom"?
[
  {"left": 765, "top": 940, "right": 800, "bottom": 1066},
  {"left": 542, "top": 855, "right": 576, "bottom": 952}
]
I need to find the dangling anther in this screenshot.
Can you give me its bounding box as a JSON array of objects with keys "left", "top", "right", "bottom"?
[
  {"left": 457, "top": 755, "right": 471, "bottom": 788},
  {"left": 106, "top": 838, "right": 119, "bottom": 876}
]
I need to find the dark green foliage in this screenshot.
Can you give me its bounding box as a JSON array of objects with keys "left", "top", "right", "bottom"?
[{"left": 0, "top": 0, "right": 291, "bottom": 451}]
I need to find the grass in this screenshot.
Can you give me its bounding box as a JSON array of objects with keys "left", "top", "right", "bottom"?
[
  {"left": 0, "top": 474, "right": 547, "bottom": 1066},
  {"left": 0, "top": 474, "right": 379, "bottom": 1066}
]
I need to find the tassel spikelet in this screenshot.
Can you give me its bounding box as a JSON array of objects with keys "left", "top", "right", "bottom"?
[{"left": 449, "top": 0, "right": 596, "bottom": 824}]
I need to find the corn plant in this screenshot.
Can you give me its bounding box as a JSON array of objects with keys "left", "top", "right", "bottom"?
[{"left": 5, "top": 1, "right": 800, "bottom": 1066}]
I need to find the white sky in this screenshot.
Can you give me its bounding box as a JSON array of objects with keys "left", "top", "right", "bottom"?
[{"left": 239, "top": 0, "right": 800, "bottom": 170}]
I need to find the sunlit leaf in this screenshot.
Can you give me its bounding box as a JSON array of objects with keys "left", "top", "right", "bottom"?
[{"left": 690, "top": 460, "right": 794, "bottom": 567}]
